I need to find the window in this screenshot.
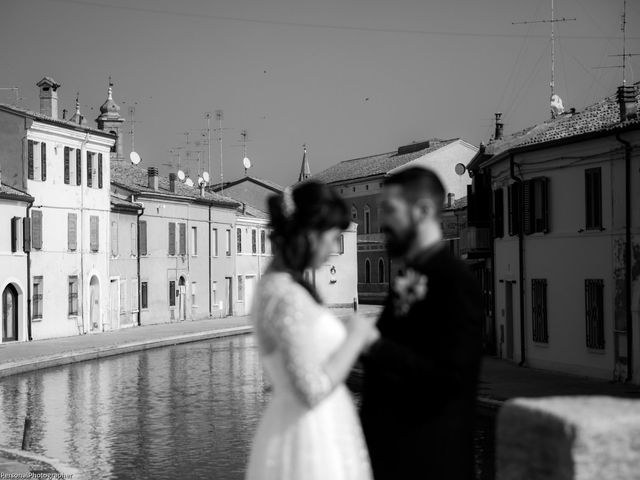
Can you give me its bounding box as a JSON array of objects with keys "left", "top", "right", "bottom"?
[
  {"left": 76, "top": 150, "right": 82, "bottom": 186},
  {"left": 168, "top": 222, "right": 176, "bottom": 256},
  {"left": 493, "top": 188, "right": 504, "bottom": 238},
  {"left": 110, "top": 131, "right": 117, "bottom": 153},
  {"left": 139, "top": 220, "right": 147, "bottom": 256},
  {"left": 131, "top": 223, "right": 137, "bottom": 256},
  {"left": 191, "top": 226, "right": 198, "bottom": 256},
  {"left": 523, "top": 177, "right": 549, "bottom": 234},
  {"left": 252, "top": 229, "right": 257, "bottom": 254},
  {"left": 179, "top": 223, "right": 186, "bottom": 255},
  {"left": 237, "top": 275, "right": 244, "bottom": 301},
  {"left": 531, "top": 279, "right": 548, "bottom": 343},
  {"left": 237, "top": 228, "right": 242, "bottom": 253},
  {"left": 334, "top": 234, "right": 345, "bottom": 254},
  {"left": 169, "top": 280, "right": 176, "bottom": 307},
  {"left": 28, "top": 140, "right": 34, "bottom": 180},
  {"left": 365, "top": 259, "right": 371, "bottom": 284},
  {"left": 10, "top": 217, "right": 22, "bottom": 253},
  {"left": 191, "top": 281, "right": 197, "bottom": 306},
  {"left": 90, "top": 216, "right": 99, "bottom": 252},
  {"left": 585, "top": 168, "right": 602, "bottom": 230},
  {"left": 131, "top": 277, "right": 139, "bottom": 312},
  {"left": 585, "top": 279, "right": 605, "bottom": 350},
  {"left": 87, "top": 152, "right": 94, "bottom": 187},
  {"left": 226, "top": 229, "right": 231, "bottom": 256},
  {"left": 32, "top": 210, "right": 43, "bottom": 250},
  {"left": 364, "top": 205, "right": 371, "bottom": 234},
  {"left": 67, "top": 213, "right": 77, "bottom": 251},
  {"left": 119, "top": 279, "right": 127, "bottom": 313},
  {"left": 508, "top": 183, "right": 521, "bottom": 236},
  {"left": 212, "top": 281, "right": 217, "bottom": 305},
  {"left": 68, "top": 276, "right": 78, "bottom": 316},
  {"left": 33, "top": 276, "right": 43, "bottom": 320},
  {"left": 98, "top": 153, "right": 103, "bottom": 189},
  {"left": 212, "top": 228, "right": 219, "bottom": 256},
  {"left": 111, "top": 221, "right": 118, "bottom": 257},
  {"left": 64, "top": 147, "right": 70, "bottom": 184},
  {"left": 260, "top": 230, "right": 266, "bottom": 254},
  {"left": 351, "top": 205, "right": 358, "bottom": 221},
  {"left": 378, "top": 258, "right": 385, "bottom": 283},
  {"left": 28, "top": 141, "right": 46, "bottom": 181},
  {"left": 141, "top": 282, "right": 148, "bottom": 309},
  {"left": 41, "top": 142, "right": 46, "bottom": 181},
  {"left": 378, "top": 206, "right": 383, "bottom": 233}
]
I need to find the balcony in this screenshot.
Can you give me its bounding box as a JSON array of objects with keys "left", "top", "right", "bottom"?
[
  {"left": 459, "top": 226, "right": 491, "bottom": 259},
  {"left": 357, "top": 233, "right": 385, "bottom": 244}
]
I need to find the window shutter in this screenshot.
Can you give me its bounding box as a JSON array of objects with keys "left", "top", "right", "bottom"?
[
  {"left": 41, "top": 142, "right": 47, "bottom": 181},
  {"left": 179, "top": 223, "right": 186, "bottom": 255},
  {"left": 522, "top": 180, "right": 533, "bottom": 235},
  {"left": 87, "top": 153, "right": 93, "bottom": 188},
  {"left": 98, "top": 153, "right": 103, "bottom": 188},
  {"left": 31, "top": 210, "right": 42, "bottom": 250},
  {"left": 64, "top": 147, "right": 70, "bottom": 184},
  {"left": 76, "top": 150, "right": 82, "bottom": 185},
  {"left": 90, "top": 215, "right": 99, "bottom": 252},
  {"left": 168, "top": 222, "right": 176, "bottom": 255},
  {"left": 139, "top": 220, "right": 147, "bottom": 256},
  {"left": 28, "top": 140, "right": 34, "bottom": 180},
  {"left": 11, "top": 217, "right": 20, "bottom": 252},
  {"left": 541, "top": 177, "right": 550, "bottom": 233},
  {"left": 23, "top": 217, "right": 31, "bottom": 252},
  {"left": 68, "top": 213, "right": 77, "bottom": 251},
  {"left": 466, "top": 184, "right": 475, "bottom": 223},
  {"left": 493, "top": 188, "right": 504, "bottom": 238},
  {"left": 111, "top": 221, "right": 118, "bottom": 256}
]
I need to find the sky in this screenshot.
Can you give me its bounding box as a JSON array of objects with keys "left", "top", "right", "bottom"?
[{"left": 1, "top": 0, "right": 638, "bottom": 187}]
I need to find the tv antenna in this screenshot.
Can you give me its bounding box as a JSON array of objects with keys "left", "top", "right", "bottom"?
[
  {"left": 215, "top": 110, "right": 233, "bottom": 195},
  {"left": 603, "top": 0, "right": 639, "bottom": 86},
  {"left": 512, "top": 0, "right": 576, "bottom": 117},
  {"left": 125, "top": 102, "right": 141, "bottom": 152},
  {"left": 205, "top": 112, "right": 213, "bottom": 182},
  {"left": 231, "top": 129, "right": 252, "bottom": 176}
]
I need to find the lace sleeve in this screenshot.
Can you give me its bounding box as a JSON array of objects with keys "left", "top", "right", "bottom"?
[{"left": 260, "top": 283, "right": 334, "bottom": 408}]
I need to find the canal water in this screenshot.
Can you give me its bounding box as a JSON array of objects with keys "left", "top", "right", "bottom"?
[{"left": 0, "top": 335, "right": 495, "bottom": 479}]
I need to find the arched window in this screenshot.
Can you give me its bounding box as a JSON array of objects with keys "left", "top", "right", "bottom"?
[
  {"left": 364, "top": 205, "right": 371, "bottom": 234},
  {"left": 109, "top": 131, "right": 117, "bottom": 153},
  {"left": 351, "top": 205, "right": 358, "bottom": 221},
  {"left": 378, "top": 258, "right": 385, "bottom": 284},
  {"left": 364, "top": 259, "right": 371, "bottom": 284}
]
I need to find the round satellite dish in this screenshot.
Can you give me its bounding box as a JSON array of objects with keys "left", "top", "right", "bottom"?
[
  {"left": 177, "top": 170, "right": 186, "bottom": 181},
  {"left": 130, "top": 151, "right": 141, "bottom": 165},
  {"left": 454, "top": 163, "right": 466, "bottom": 176},
  {"left": 243, "top": 157, "right": 252, "bottom": 170},
  {"left": 198, "top": 176, "right": 204, "bottom": 186},
  {"left": 185, "top": 178, "right": 194, "bottom": 187},
  {"left": 202, "top": 171, "right": 210, "bottom": 182}
]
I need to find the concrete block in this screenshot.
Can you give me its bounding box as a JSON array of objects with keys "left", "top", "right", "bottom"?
[{"left": 497, "top": 396, "right": 640, "bottom": 480}]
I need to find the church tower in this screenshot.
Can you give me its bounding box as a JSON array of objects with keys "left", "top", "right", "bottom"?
[
  {"left": 298, "top": 144, "right": 311, "bottom": 182},
  {"left": 96, "top": 78, "right": 125, "bottom": 162}
]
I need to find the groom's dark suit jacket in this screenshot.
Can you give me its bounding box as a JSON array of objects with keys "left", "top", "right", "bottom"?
[{"left": 360, "top": 244, "right": 483, "bottom": 480}]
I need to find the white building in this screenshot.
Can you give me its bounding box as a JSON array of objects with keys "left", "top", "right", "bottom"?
[{"left": 0, "top": 77, "right": 116, "bottom": 339}]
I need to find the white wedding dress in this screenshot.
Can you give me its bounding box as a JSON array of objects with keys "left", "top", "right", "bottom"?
[{"left": 246, "top": 272, "right": 372, "bottom": 480}]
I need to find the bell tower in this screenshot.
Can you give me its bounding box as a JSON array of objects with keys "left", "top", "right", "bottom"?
[{"left": 96, "top": 78, "right": 125, "bottom": 162}]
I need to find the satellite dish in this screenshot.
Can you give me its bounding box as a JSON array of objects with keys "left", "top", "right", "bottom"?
[
  {"left": 454, "top": 163, "right": 466, "bottom": 176},
  {"left": 185, "top": 178, "right": 194, "bottom": 187},
  {"left": 177, "top": 170, "right": 186, "bottom": 181},
  {"left": 130, "top": 151, "right": 141, "bottom": 165},
  {"left": 243, "top": 157, "right": 252, "bottom": 170},
  {"left": 202, "top": 171, "right": 210, "bottom": 182},
  {"left": 198, "top": 176, "right": 204, "bottom": 186},
  {"left": 550, "top": 94, "right": 565, "bottom": 117}
]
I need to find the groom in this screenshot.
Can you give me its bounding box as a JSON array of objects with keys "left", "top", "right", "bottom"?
[{"left": 360, "top": 167, "right": 483, "bottom": 480}]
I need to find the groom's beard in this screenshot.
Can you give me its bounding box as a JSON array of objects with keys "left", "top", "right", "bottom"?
[{"left": 383, "top": 223, "right": 417, "bottom": 258}]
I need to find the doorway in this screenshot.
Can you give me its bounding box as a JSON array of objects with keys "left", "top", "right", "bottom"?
[
  {"left": 505, "top": 281, "right": 514, "bottom": 361},
  {"left": 224, "top": 277, "right": 232, "bottom": 316},
  {"left": 178, "top": 276, "right": 186, "bottom": 321},
  {"left": 90, "top": 276, "right": 100, "bottom": 332},
  {"left": 2, "top": 284, "right": 18, "bottom": 342},
  {"left": 109, "top": 279, "right": 119, "bottom": 330},
  {"left": 245, "top": 276, "right": 256, "bottom": 314}
]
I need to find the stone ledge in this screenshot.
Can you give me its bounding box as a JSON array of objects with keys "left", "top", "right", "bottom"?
[{"left": 0, "top": 446, "right": 81, "bottom": 478}]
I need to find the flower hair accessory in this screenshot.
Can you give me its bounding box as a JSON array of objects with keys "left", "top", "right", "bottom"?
[{"left": 282, "top": 187, "right": 296, "bottom": 218}]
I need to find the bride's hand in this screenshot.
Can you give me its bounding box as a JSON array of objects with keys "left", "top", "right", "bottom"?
[{"left": 346, "top": 314, "right": 378, "bottom": 350}]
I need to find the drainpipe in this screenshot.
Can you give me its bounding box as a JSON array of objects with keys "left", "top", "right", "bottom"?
[
  {"left": 25, "top": 199, "right": 33, "bottom": 341},
  {"left": 616, "top": 133, "right": 633, "bottom": 382},
  {"left": 134, "top": 196, "right": 144, "bottom": 327},
  {"left": 208, "top": 204, "right": 212, "bottom": 317},
  {"left": 510, "top": 155, "right": 526, "bottom": 367}
]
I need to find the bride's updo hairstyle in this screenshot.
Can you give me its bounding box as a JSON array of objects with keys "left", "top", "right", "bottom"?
[{"left": 268, "top": 181, "right": 350, "bottom": 302}]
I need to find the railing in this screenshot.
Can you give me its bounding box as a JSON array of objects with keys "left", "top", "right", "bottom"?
[
  {"left": 459, "top": 226, "right": 491, "bottom": 258},
  {"left": 357, "top": 233, "right": 386, "bottom": 243}
]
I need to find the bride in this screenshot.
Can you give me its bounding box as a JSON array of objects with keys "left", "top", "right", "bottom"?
[{"left": 246, "top": 181, "right": 377, "bottom": 480}]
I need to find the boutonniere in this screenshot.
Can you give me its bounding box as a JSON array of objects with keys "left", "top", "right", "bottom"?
[{"left": 392, "top": 268, "right": 428, "bottom": 316}]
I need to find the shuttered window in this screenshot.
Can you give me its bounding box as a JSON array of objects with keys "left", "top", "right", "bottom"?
[
  {"left": 508, "top": 183, "right": 521, "bottom": 236},
  {"left": 139, "top": 220, "right": 147, "bottom": 256},
  {"left": 179, "top": 223, "right": 186, "bottom": 255},
  {"left": 11, "top": 217, "right": 21, "bottom": 253},
  {"left": 260, "top": 230, "right": 266, "bottom": 254},
  {"left": 168, "top": 222, "right": 176, "bottom": 256},
  {"left": 585, "top": 168, "right": 602, "bottom": 230},
  {"left": 226, "top": 229, "right": 231, "bottom": 256},
  {"left": 252, "top": 229, "right": 257, "bottom": 254},
  {"left": 40, "top": 142, "right": 47, "bottom": 181},
  {"left": 212, "top": 228, "right": 219, "bottom": 257},
  {"left": 169, "top": 280, "right": 176, "bottom": 306},
  {"left": 111, "top": 221, "right": 118, "bottom": 257},
  {"left": 131, "top": 277, "right": 139, "bottom": 312},
  {"left": 76, "top": 150, "right": 82, "bottom": 186},
  {"left": 493, "top": 188, "right": 504, "bottom": 238},
  {"left": 33, "top": 276, "right": 43, "bottom": 320},
  {"left": 131, "top": 223, "right": 137, "bottom": 256},
  {"left": 191, "top": 226, "right": 197, "bottom": 256},
  {"left": 68, "top": 213, "right": 77, "bottom": 251},
  {"left": 523, "top": 177, "right": 550, "bottom": 235},
  {"left": 98, "top": 153, "right": 103, "bottom": 188},
  {"left": 532, "top": 279, "right": 548, "bottom": 343},
  {"left": 237, "top": 228, "right": 242, "bottom": 254},
  {"left": 28, "top": 140, "right": 34, "bottom": 180},
  {"left": 23, "top": 217, "right": 31, "bottom": 252},
  {"left": 68, "top": 276, "right": 78, "bottom": 316},
  {"left": 32, "top": 210, "right": 42, "bottom": 250},
  {"left": 90, "top": 215, "right": 99, "bottom": 252},
  {"left": 141, "top": 282, "right": 148, "bottom": 309},
  {"left": 585, "top": 279, "right": 605, "bottom": 350},
  {"left": 64, "top": 147, "right": 70, "bottom": 184},
  {"left": 87, "top": 152, "right": 93, "bottom": 187}
]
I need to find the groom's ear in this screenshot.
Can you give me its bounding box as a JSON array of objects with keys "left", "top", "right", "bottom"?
[{"left": 411, "top": 196, "right": 437, "bottom": 222}]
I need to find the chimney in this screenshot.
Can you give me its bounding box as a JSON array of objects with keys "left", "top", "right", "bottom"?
[
  {"left": 447, "top": 193, "right": 455, "bottom": 208},
  {"left": 617, "top": 85, "right": 638, "bottom": 122},
  {"left": 169, "top": 173, "right": 177, "bottom": 193},
  {"left": 147, "top": 167, "right": 159, "bottom": 191},
  {"left": 242, "top": 202, "right": 247, "bottom": 215},
  {"left": 200, "top": 184, "right": 205, "bottom": 197},
  {"left": 494, "top": 112, "right": 504, "bottom": 140},
  {"left": 36, "top": 77, "right": 61, "bottom": 119},
  {"left": 62, "top": 109, "right": 67, "bottom": 120}
]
